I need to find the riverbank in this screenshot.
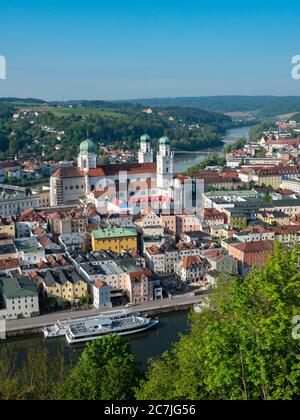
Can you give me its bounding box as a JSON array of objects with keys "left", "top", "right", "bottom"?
[{"left": 4, "top": 294, "right": 207, "bottom": 339}]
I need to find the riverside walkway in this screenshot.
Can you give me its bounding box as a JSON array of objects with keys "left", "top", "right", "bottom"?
[{"left": 5, "top": 294, "right": 209, "bottom": 337}]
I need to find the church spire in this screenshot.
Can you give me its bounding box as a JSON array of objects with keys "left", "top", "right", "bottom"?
[{"left": 138, "top": 134, "right": 153, "bottom": 164}]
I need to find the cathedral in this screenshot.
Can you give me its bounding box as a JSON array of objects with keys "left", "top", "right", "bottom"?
[{"left": 50, "top": 134, "right": 193, "bottom": 213}]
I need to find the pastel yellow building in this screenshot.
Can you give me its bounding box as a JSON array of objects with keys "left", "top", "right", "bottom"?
[
  {"left": 92, "top": 228, "right": 138, "bottom": 253},
  {"left": 40, "top": 270, "right": 88, "bottom": 304},
  {"left": 254, "top": 174, "right": 282, "bottom": 189},
  {"left": 258, "top": 211, "right": 290, "bottom": 226}
]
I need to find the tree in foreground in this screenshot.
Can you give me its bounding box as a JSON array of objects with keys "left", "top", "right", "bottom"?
[
  {"left": 137, "top": 243, "right": 300, "bottom": 400},
  {"left": 0, "top": 346, "right": 67, "bottom": 400},
  {"left": 55, "top": 335, "right": 142, "bottom": 400}
]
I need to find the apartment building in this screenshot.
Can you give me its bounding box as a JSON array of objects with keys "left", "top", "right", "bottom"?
[
  {"left": 36, "top": 269, "right": 88, "bottom": 305},
  {"left": 0, "top": 276, "right": 39, "bottom": 320},
  {"left": 228, "top": 240, "right": 274, "bottom": 275},
  {"left": 176, "top": 256, "right": 209, "bottom": 284},
  {"left": 91, "top": 228, "right": 138, "bottom": 253}
]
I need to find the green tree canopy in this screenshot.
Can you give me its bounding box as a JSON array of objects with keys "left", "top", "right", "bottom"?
[
  {"left": 55, "top": 335, "right": 142, "bottom": 400},
  {"left": 137, "top": 243, "right": 300, "bottom": 400}
]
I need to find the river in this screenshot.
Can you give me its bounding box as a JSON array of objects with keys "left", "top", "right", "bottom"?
[
  {"left": 174, "top": 125, "right": 252, "bottom": 173},
  {"left": 1, "top": 311, "right": 190, "bottom": 370}
]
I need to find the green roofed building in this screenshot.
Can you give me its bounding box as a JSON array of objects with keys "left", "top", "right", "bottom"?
[
  {"left": 0, "top": 276, "right": 39, "bottom": 320},
  {"left": 92, "top": 228, "right": 138, "bottom": 253}
]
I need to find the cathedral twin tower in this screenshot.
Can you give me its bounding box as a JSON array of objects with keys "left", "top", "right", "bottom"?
[
  {"left": 138, "top": 134, "right": 174, "bottom": 189},
  {"left": 77, "top": 133, "right": 175, "bottom": 190}
]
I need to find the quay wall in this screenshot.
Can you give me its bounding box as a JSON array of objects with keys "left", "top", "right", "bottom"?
[{"left": 5, "top": 300, "right": 201, "bottom": 339}]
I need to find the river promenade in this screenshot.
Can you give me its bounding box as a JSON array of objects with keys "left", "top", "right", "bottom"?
[{"left": 5, "top": 294, "right": 208, "bottom": 338}]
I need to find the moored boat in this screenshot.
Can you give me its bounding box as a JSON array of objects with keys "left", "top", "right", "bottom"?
[{"left": 66, "top": 312, "right": 159, "bottom": 344}]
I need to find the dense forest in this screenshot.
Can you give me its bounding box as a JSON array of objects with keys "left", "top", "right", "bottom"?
[
  {"left": 0, "top": 101, "right": 232, "bottom": 161},
  {"left": 1, "top": 244, "right": 300, "bottom": 400}
]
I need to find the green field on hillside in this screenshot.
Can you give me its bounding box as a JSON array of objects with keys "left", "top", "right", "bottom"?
[{"left": 32, "top": 106, "right": 126, "bottom": 119}]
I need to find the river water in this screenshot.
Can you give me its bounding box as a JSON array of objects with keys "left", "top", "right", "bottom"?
[
  {"left": 1, "top": 311, "right": 190, "bottom": 370},
  {"left": 174, "top": 125, "right": 252, "bottom": 173}
]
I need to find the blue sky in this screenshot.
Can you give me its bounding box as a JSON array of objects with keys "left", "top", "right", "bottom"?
[{"left": 1, "top": 0, "right": 300, "bottom": 100}]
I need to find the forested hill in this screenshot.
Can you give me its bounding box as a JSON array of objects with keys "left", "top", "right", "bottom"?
[
  {"left": 126, "top": 96, "right": 300, "bottom": 116},
  {"left": 0, "top": 100, "right": 232, "bottom": 161},
  {"left": 3, "top": 96, "right": 300, "bottom": 116}
]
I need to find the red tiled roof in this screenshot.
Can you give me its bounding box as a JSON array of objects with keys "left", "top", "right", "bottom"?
[
  {"left": 267, "top": 138, "right": 300, "bottom": 145},
  {"left": 88, "top": 163, "right": 156, "bottom": 177},
  {"left": 33, "top": 226, "right": 45, "bottom": 236},
  {"left": 130, "top": 272, "right": 145, "bottom": 283},
  {"left": 52, "top": 167, "right": 85, "bottom": 178},
  {"left": 230, "top": 240, "right": 274, "bottom": 253},
  {"left": 204, "top": 208, "right": 224, "bottom": 218},
  {"left": 94, "top": 281, "right": 108, "bottom": 289},
  {"left": 181, "top": 256, "right": 204, "bottom": 270},
  {"left": 37, "top": 260, "right": 49, "bottom": 270},
  {"left": 46, "top": 256, "right": 59, "bottom": 268},
  {"left": 147, "top": 246, "right": 161, "bottom": 255},
  {"left": 273, "top": 226, "right": 300, "bottom": 235},
  {"left": 38, "top": 235, "right": 54, "bottom": 247},
  {"left": 256, "top": 166, "right": 300, "bottom": 176},
  {"left": 176, "top": 242, "right": 195, "bottom": 251},
  {"left": 0, "top": 258, "right": 19, "bottom": 270}
]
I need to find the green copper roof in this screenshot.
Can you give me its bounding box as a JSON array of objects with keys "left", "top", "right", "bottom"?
[
  {"left": 80, "top": 139, "right": 96, "bottom": 154},
  {"left": 159, "top": 136, "right": 170, "bottom": 145},
  {"left": 0, "top": 277, "right": 38, "bottom": 299},
  {"left": 92, "top": 228, "right": 137, "bottom": 240},
  {"left": 140, "top": 134, "right": 151, "bottom": 143}
]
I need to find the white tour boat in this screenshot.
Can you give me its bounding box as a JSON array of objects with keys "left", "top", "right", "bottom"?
[
  {"left": 42, "top": 310, "right": 157, "bottom": 340},
  {"left": 65, "top": 312, "right": 159, "bottom": 344}
]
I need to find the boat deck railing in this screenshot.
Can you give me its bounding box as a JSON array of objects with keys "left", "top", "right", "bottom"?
[
  {"left": 69, "top": 316, "right": 148, "bottom": 337},
  {"left": 57, "top": 310, "right": 137, "bottom": 328}
]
